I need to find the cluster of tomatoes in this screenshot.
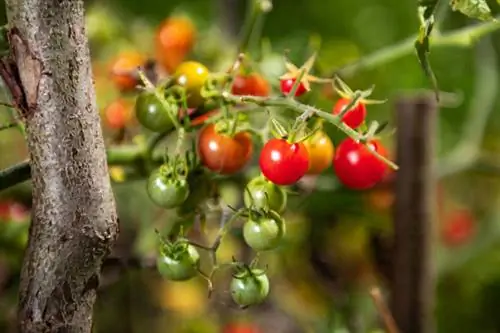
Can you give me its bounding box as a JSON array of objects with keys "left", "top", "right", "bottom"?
[{"left": 101, "top": 14, "right": 391, "bottom": 308}]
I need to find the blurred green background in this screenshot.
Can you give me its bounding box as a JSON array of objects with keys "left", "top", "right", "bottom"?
[{"left": 1, "top": 0, "right": 500, "bottom": 332}]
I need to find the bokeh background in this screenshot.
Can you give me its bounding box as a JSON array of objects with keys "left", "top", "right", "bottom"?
[{"left": 1, "top": 0, "right": 500, "bottom": 332}]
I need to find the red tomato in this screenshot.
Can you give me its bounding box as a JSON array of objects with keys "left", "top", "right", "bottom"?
[
  {"left": 104, "top": 99, "right": 132, "bottom": 129},
  {"left": 155, "top": 17, "right": 196, "bottom": 73},
  {"left": 442, "top": 209, "right": 475, "bottom": 246},
  {"left": 197, "top": 124, "right": 253, "bottom": 175},
  {"left": 332, "top": 98, "right": 367, "bottom": 129},
  {"left": 109, "top": 51, "right": 145, "bottom": 91},
  {"left": 259, "top": 138, "right": 309, "bottom": 185},
  {"left": 0, "top": 201, "right": 28, "bottom": 222},
  {"left": 280, "top": 78, "right": 307, "bottom": 97},
  {"left": 333, "top": 138, "right": 388, "bottom": 190},
  {"left": 232, "top": 73, "right": 270, "bottom": 97},
  {"left": 189, "top": 109, "right": 220, "bottom": 127},
  {"left": 223, "top": 323, "right": 261, "bottom": 333}
]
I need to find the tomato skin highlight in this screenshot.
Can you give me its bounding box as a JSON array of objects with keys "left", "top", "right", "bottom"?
[
  {"left": 332, "top": 98, "right": 367, "bottom": 129},
  {"left": 279, "top": 78, "right": 306, "bottom": 97},
  {"left": 197, "top": 124, "right": 253, "bottom": 175},
  {"left": 303, "top": 130, "right": 335, "bottom": 175},
  {"left": 259, "top": 138, "right": 309, "bottom": 185},
  {"left": 173, "top": 61, "right": 210, "bottom": 109},
  {"left": 109, "top": 51, "right": 145, "bottom": 91},
  {"left": 333, "top": 138, "right": 388, "bottom": 190},
  {"left": 155, "top": 17, "right": 195, "bottom": 73},
  {"left": 232, "top": 73, "right": 270, "bottom": 97}
]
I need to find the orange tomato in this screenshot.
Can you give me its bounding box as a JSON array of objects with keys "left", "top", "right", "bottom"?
[
  {"left": 109, "top": 51, "right": 145, "bottom": 91},
  {"left": 104, "top": 99, "right": 132, "bottom": 129},
  {"left": 303, "top": 130, "right": 334, "bottom": 175},
  {"left": 155, "top": 17, "right": 196, "bottom": 73}
]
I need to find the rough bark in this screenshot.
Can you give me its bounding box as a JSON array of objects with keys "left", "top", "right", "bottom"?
[{"left": 3, "top": 0, "right": 119, "bottom": 332}]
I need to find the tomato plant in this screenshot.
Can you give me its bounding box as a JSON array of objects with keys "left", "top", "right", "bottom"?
[
  {"left": 243, "top": 176, "right": 287, "bottom": 213},
  {"left": 155, "top": 16, "right": 195, "bottom": 73},
  {"left": 259, "top": 138, "right": 309, "bottom": 185},
  {"left": 230, "top": 267, "right": 270, "bottom": 307},
  {"left": 243, "top": 210, "right": 285, "bottom": 251},
  {"left": 279, "top": 78, "right": 307, "bottom": 97},
  {"left": 232, "top": 73, "right": 270, "bottom": 97},
  {"left": 441, "top": 209, "right": 476, "bottom": 247},
  {"left": 103, "top": 99, "right": 132, "bottom": 129},
  {"left": 147, "top": 165, "right": 189, "bottom": 209},
  {"left": 332, "top": 98, "right": 367, "bottom": 129},
  {"left": 333, "top": 138, "right": 388, "bottom": 190},
  {"left": 157, "top": 239, "right": 200, "bottom": 281},
  {"left": 197, "top": 123, "right": 253, "bottom": 175},
  {"left": 135, "top": 91, "right": 177, "bottom": 133},
  {"left": 109, "top": 51, "right": 145, "bottom": 91},
  {"left": 303, "top": 130, "right": 334, "bottom": 175},
  {"left": 173, "top": 61, "right": 210, "bottom": 108},
  {"left": 176, "top": 169, "right": 212, "bottom": 216}
]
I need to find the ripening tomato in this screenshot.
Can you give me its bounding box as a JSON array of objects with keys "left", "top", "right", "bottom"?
[
  {"left": 104, "top": 99, "right": 132, "bottom": 129},
  {"left": 109, "top": 51, "right": 145, "bottom": 91},
  {"left": 197, "top": 124, "right": 253, "bottom": 175},
  {"left": 333, "top": 138, "right": 388, "bottom": 190},
  {"left": 190, "top": 109, "right": 220, "bottom": 127},
  {"left": 441, "top": 209, "right": 475, "bottom": 247},
  {"left": 303, "top": 130, "right": 334, "bottom": 175},
  {"left": 232, "top": 73, "right": 270, "bottom": 97},
  {"left": 259, "top": 138, "right": 309, "bottom": 185},
  {"left": 279, "top": 78, "right": 307, "bottom": 97},
  {"left": 173, "top": 61, "right": 210, "bottom": 108},
  {"left": 332, "top": 98, "right": 367, "bottom": 129},
  {"left": 155, "top": 17, "right": 196, "bottom": 73}
]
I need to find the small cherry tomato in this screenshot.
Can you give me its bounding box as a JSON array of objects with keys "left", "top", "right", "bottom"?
[
  {"left": 0, "top": 201, "right": 28, "bottom": 223},
  {"left": 176, "top": 170, "right": 212, "bottom": 216},
  {"left": 232, "top": 73, "right": 270, "bottom": 97},
  {"left": 147, "top": 166, "right": 189, "bottom": 209},
  {"left": 332, "top": 98, "right": 367, "bottom": 129},
  {"left": 197, "top": 123, "right": 253, "bottom": 175},
  {"left": 109, "top": 51, "right": 145, "bottom": 91},
  {"left": 243, "top": 176, "right": 287, "bottom": 213},
  {"left": 333, "top": 138, "right": 388, "bottom": 190},
  {"left": 441, "top": 209, "right": 475, "bottom": 247},
  {"left": 303, "top": 130, "right": 334, "bottom": 175},
  {"left": 259, "top": 138, "right": 309, "bottom": 185},
  {"left": 155, "top": 17, "right": 196, "bottom": 73},
  {"left": 223, "top": 323, "right": 262, "bottom": 333},
  {"left": 190, "top": 109, "right": 220, "bottom": 127},
  {"left": 173, "top": 61, "right": 210, "bottom": 109},
  {"left": 104, "top": 99, "right": 132, "bottom": 129},
  {"left": 157, "top": 240, "right": 200, "bottom": 281},
  {"left": 243, "top": 210, "right": 285, "bottom": 251},
  {"left": 230, "top": 268, "right": 270, "bottom": 307},
  {"left": 135, "top": 91, "right": 176, "bottom": 132},
  {"left": 279, "top": 78, "right": 306, "bottom": 97}
]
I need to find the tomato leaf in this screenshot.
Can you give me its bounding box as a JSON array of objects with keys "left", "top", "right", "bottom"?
[
  {"left": 415, "top": 0, "right": 440, "bottom": 101},
  {"left": 450, "top": 0, "right": 495, "bottom": 20}
]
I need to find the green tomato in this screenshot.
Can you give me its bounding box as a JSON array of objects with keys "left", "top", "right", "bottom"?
[
  {"left": 135, "top": 91, "right": 176, "bottom": 132},
  {"left": 230, "top": 268, "right": 270, "bottom": 307},
  {"left": 243, "top": 176, "right": 287, "bottom": 213},
  {"left": 147, "top": 167, "right": 189, "bottom": 209},
  {"left": 157, "top": 241, "right": 200, "bottom": 281},
  {"left": 243, "top": 210, "right": 285, "bottom": 251}
]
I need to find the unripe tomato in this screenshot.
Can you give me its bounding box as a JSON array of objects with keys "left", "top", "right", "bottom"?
[
  {"left": 197, "top": 123, "right": 253, "bottom": 175},
  {"left": 333, "top": 138, "right": 388, "bottom": 190},
  {"left": 259, "top": 138, "right": 309, "bottom": 185},
  {"left": 230, "top": 268, "right": 269, "bottom": 307},
  {"left": 173, "top": 61, "right": 210, "bottom": 109},
  {"left": 303, "top": 130, "right": 334, "bottom": 175},
  {"left": 332, "top": 98, "right": 367, "bottom": 129},
  {"left": 232, "top": 73, "right": 270, "bottom": 97},
  {"left": 155, "top": 17, "right": 195, "bottom": 73},
  {"left": 135, "top": 91, "right": 176, "bottom": 133},
  {"left": 243, "top": 176, "right": 287, "bottom": 213},
  {"left": 103, "top": 99, "right": 132, "bottom": 129},
  {"left": 109, "top": 51, "right": 145, "bottom": 91},
  {"left": 243, "top": 210, "right": 285, "bottom": 251},
  {"left": 147, "top": 166, "right": 190, "bottom": 209},
  {"left": 157, "top": 240, "right": 200, "bottom": 281},
  {"left": 279, "top": 78, "right": 306, "bottom": 97}
]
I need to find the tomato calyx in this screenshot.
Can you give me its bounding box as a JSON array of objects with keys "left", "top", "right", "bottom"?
[
  {"left": 243, "top": 175, "right": 287, "bottom": 213},
  {"left": 279, "top": 53, "right": 330, "bottom": 97}
]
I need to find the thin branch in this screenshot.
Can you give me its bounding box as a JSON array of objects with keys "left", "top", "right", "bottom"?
[
  {"left": 370, "top": 287, "right": 400, "bottom": 333},
  {"left": 0, "top": 160, "right": 30, "bottom": 190},
  {"left": 0, "top": 122, "right": 17, "bottom": 130}
]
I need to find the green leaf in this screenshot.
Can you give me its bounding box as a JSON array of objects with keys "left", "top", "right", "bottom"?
[
  {"left": 450, "top": 0, "right": 495, "bottom": 21},
  {"left": 415, "top": 0, "right": 440, "bottom": 101}
]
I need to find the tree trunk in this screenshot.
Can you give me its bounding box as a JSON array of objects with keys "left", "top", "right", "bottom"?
[{"left": 3, "top": 0, "right": 119, "bottom": 332}]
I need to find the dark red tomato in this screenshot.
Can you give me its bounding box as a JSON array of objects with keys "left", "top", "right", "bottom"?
[
  {"left": 223, "top": 323, "right": 261, "bottom": 333},
  {"left": 259, "top": 138, "right": 309, "bottom": 185},
  {"left": 332, "top": 98, "right": 367, "bottom": 129},
  {"left": 279, "top": 78, "right": 307, "bottom": 97},
  {"left": 232, "top": 73, "right": 270, "bottom": 97},
  {"left": 333, "top": 138, "right": 388, "bottom": 190},
  {"left": 197, "top": 124, "right": 253, "bottom": 175},
  {"left": 442, "top": 209, "right": 475, "bottom": 246}
]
